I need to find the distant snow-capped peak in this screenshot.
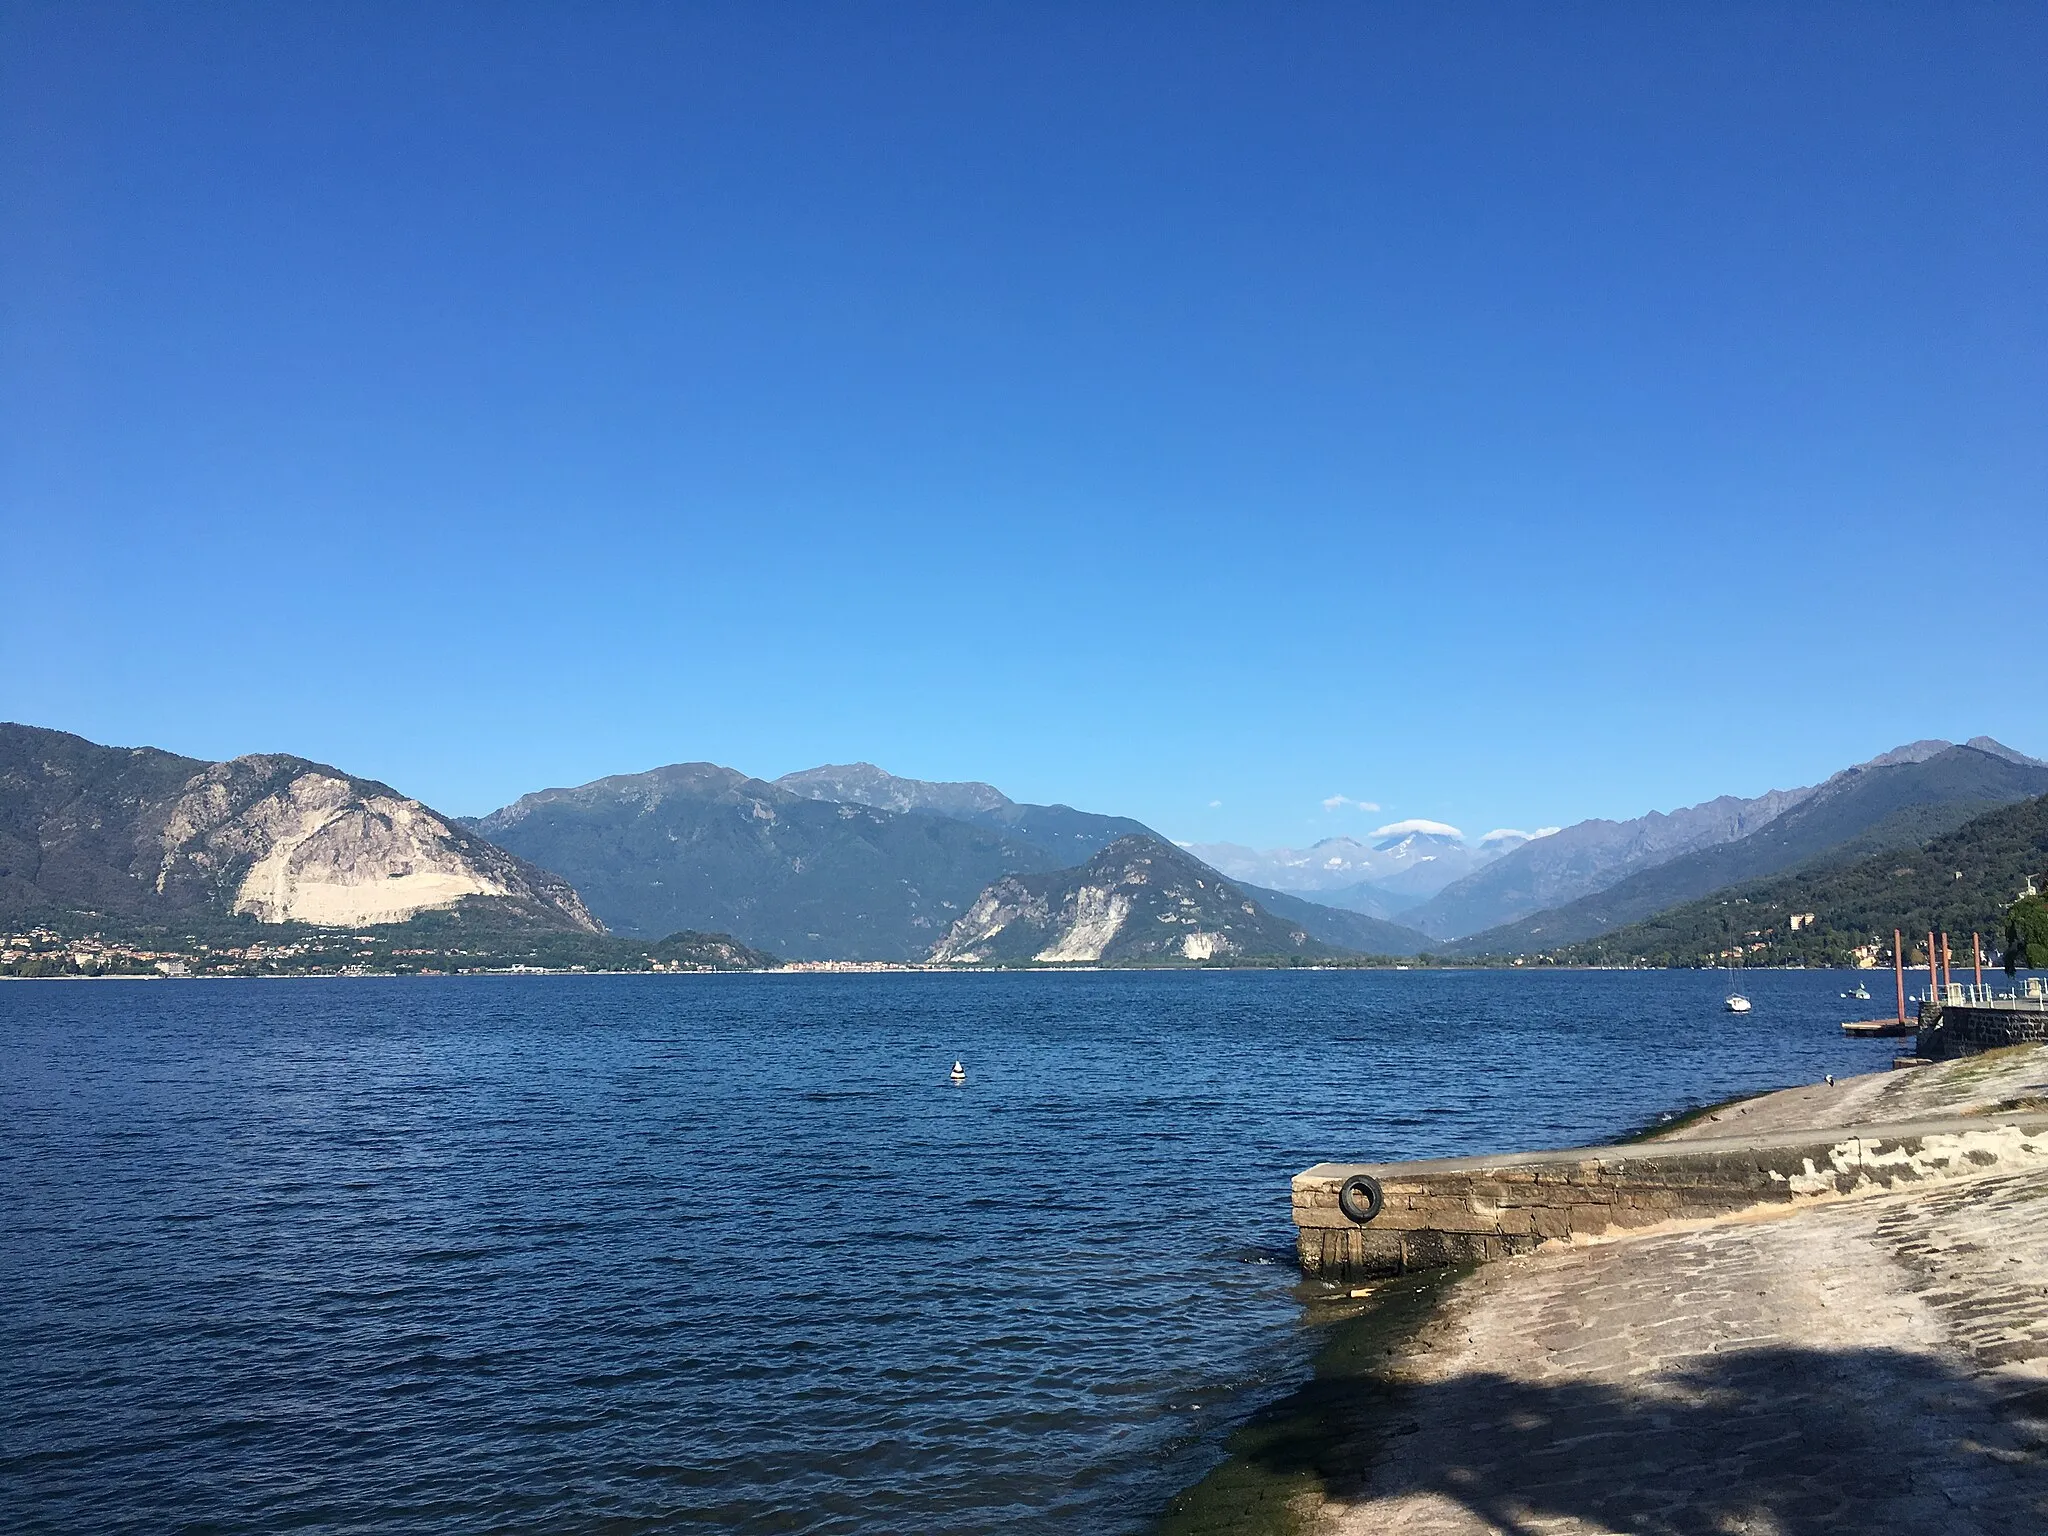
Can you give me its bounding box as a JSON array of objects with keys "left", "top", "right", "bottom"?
[
  {"left": 1183, "top": 813, "right": 1538, "bottom": 902},
  {"left": 1371, "top": 824, "right": 1465, "bottom": 859}
]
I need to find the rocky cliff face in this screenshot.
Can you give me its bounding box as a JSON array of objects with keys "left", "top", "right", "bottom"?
[
  {"left": 931, "top": 835, "right": 1334, "bottom": 965},
  {"left": 155, "top": 755, "right": 598, "bottom": 929},
  {"left": 0, "top": 724, "right": 599, "bottom": 932}
]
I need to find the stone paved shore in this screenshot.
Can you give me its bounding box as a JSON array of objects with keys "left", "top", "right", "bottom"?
[{"left": 1315, "top": 1047, "right": 2048, "bottom": 1535}]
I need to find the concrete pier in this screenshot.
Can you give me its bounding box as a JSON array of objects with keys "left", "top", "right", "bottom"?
[{"left": 1294, "top": 1111, "right": 2048, "bottom": 1280}]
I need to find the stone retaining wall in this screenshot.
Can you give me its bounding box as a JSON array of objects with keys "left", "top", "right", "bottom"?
[
  {"left": 1293, "top": 1112, "right": 2048, "bottom": 1281},
  {"left": 1918, "top": 1001, "right": 2048, "bottom": 1061}
]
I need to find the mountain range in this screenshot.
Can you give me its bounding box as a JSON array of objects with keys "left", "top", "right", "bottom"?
[
  {"left": 1198, "top": 736, "right": 2042, "bottom": 947},
  {"left": 1440, "top": 742, "right": 2048, "bottom": 956},
  {"left": 1399, "top": 786, "right": 1814, "bottom": 939},
  {"left": 5, "top": 721, "right": 2043, "bottom": 972},
  {"left": 1546, "top": 790, "right": 2048, "bottom": 969}
]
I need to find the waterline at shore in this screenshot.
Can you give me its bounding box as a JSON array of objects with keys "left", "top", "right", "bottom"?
[{"left": 1167, "top": 1045, "right": 2048, "bottom": 1534}]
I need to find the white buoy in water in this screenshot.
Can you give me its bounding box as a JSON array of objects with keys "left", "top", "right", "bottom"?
[{"left": 950, "top": 1060, "right": 966, "bottom": 1083}]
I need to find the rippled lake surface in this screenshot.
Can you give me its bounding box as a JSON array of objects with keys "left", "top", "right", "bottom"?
[{"left": 1, "top": 969, "right": 1904, "bottom": 1533}]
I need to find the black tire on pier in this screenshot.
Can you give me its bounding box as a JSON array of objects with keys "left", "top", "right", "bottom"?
[{"left": 1337, "top": 1173, "right": 1383, "bottom": 1225}]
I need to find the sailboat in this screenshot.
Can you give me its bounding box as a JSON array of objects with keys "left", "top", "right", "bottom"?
[
  {"left": 1724, "top": 913, "right": 1752, "bottom": 1013},
  {"left": 1840, "top": 983, "right": 1871, "bottom": 1001}
]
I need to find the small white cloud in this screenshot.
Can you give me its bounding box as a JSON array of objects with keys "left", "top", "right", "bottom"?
[
  {"left": 1321, "top": 794, "right": 1382, "bottom": 812},
  {"left": 1208, "top": 800, "right": 1223, "bottom": 808},
  {"left": 1480, "top": 826, "right": 1562, "bottom": 845},
  {"left": 1373, "top": 818, "right": 1464, "bottom": 839}
]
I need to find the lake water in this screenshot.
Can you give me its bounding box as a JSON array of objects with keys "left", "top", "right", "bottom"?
[{"left": 1, "top": 969, "right": 1903, "bottom": 1534}]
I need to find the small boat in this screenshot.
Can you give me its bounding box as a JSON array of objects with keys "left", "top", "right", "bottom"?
[
  {"left": 1841, "top": 983, "right": 1871, "bottom": 1000},
  {"left": 1719, "top": 910, "right": 1753, "bottom": 1014},
  {"left": 949, "top": 1060, "right": 966, "bottom": 1082}
]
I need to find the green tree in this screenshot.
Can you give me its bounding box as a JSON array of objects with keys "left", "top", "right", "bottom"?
[{"left": 2007, "top": 894, "right": 2048, "bottom": 970}]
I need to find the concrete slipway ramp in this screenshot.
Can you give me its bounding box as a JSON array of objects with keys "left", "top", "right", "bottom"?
[{"left": 1283, "top": 1045, "right": 2048, "bottom": 1535}]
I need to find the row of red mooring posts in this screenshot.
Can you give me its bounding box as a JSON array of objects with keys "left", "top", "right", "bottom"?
[{"left": 1895, "top": 927, "right": 1988, "bottom": 1020}]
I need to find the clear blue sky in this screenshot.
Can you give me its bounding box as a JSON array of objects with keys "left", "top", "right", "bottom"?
[{"left": 4, "top": 3, "right": 2042, "bottom": 848}]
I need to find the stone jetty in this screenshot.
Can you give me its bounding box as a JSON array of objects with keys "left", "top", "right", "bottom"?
[{"left": 1293, "top": 1045, "right": 2048, "bottom": 1534}]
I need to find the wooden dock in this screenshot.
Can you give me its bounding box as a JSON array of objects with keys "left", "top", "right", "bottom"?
[{"left": 1842, "top": 1017, "right": 1916, "bottom": 1038}]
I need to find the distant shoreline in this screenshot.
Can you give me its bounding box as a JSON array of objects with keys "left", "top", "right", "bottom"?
[{"left": 0, "top": 960, "right": 1932, "bottom": 982}]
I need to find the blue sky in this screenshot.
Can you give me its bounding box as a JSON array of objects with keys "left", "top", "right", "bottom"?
[{"left": 4, "top": 3, "right": 2043, "bottom": 848}]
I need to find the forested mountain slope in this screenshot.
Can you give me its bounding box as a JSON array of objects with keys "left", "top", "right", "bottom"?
[
  {"left": 1447, "top": 746, "right": 2048, "bottom": 956},
  {"left": 1544, "top": 793, "right": 2048, "bottom": 968},
  {"left": 777, "top": 761, "right": 1153, "bottom": 862},
  {"left": 471, "top": 763, "right": 1075, "bottom": 959}
]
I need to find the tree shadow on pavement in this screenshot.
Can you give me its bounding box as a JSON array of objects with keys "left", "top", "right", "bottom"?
[{"left": 1334, "top": 1344, "right": 2048, "bottom": 1535}]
